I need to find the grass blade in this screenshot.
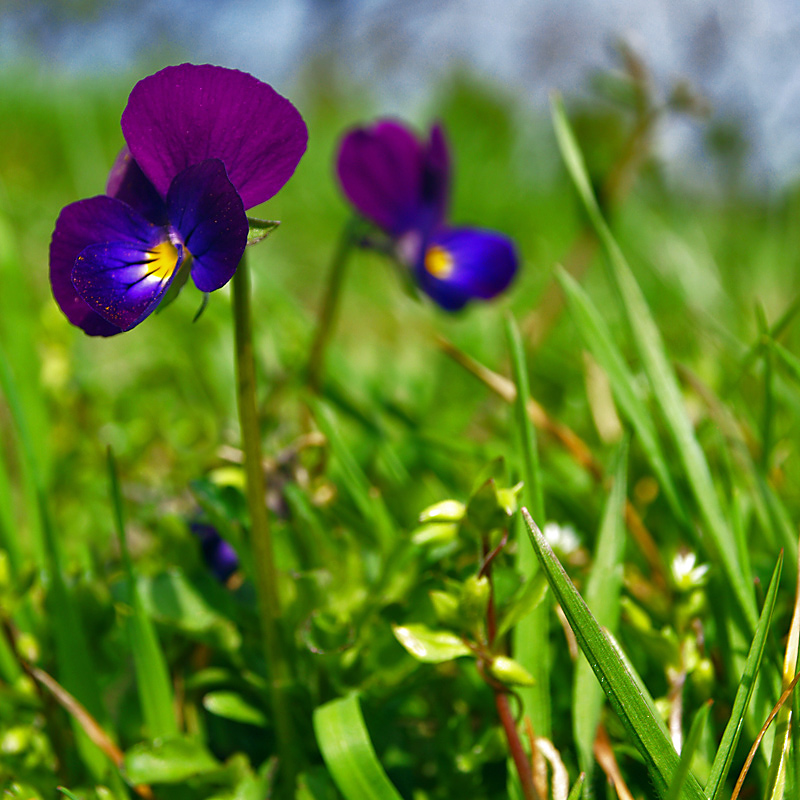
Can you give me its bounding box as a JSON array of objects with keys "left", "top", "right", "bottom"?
[
  {"left": 506, "top": 312, "right": 550, "bottom": 739},
  {"left": 705, "top": 551, "right": 783, "bottom": 799},
  {"left": 556, "top": 267, "right": 688, "bottom": 530},
  {"left": 522, "top": 508, "right": 706, "bottom": 799},
  {"left": 551, "top": 95, "right": 757, "bottom": 632},
  {"left": 107, "top": 449, "right": 178, "bottom": 740},
  {"left": 314, "top": 694, "right": 404, "bottom": 800},
  {"left": 665, "top": 701, "right": 712, "bottom": 800},
  {"left": 573, "top": 438, "right": 628, "bottom": 778}
]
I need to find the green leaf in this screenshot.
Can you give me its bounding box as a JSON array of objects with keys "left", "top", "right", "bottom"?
[
  {"left": 203, "top": 691, "right": 267, "bottom": 727},
  {"left": 124, "top": 737, "right": 220, "bottom": 784},
  {"left": 314, "top": 694, "right": 404, "bottom": 800},
  {"left": 496, "top": 570, "right": 549, "bottom": 640},
  {"left": 246, "top": 217, "right": 280, "bottom": 246},
  {"left": 107, "top": 449, "right": 178, "bottom": 740},
  {"left": 573, "top": 439, "right": 628, "bottom": 778},
  {"left": 705, "top": 552, "right": 782, "bottom": 799},
  {"left": 392, "top": 624, "right": 472, "bottom": 663},
  {"left": 551, "top": 95, "right": 758, "bottom": 633},
  {"left": 522, "top": 509, "right": 706, "bottom": 799},
  {"left": 133, "top": 569, "right": 241, "bottom": 651}
]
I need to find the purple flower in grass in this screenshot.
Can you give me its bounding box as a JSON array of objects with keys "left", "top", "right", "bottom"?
[
  {"left": 191, "top": 522, "right": 240, "bottom": 584},
  {"left": 336, "top": 120, "right": 517, "bottom": 310},
  {"left": 51, "top": 64, "right": 308, "bottom": 336}
]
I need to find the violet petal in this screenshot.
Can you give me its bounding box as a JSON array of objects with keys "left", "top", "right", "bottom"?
[
  {"left": 415, "top": 227, "right": 518, "bottom": 311},
  {"left": 72, "top": 235, "right": 184, "bottom": 331},
  {"left": 122, "top": 63, "right": 308, "bottom": 210},
  {"left": 166, "top": 159, "right": 248, "bottom": 293},
  {"left": 50, "top": 196, "right": 164, "bottom": 336}
]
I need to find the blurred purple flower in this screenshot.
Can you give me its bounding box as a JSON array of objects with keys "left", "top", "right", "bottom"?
[
  {"left": 50, "top": 64, "right": 308, "bottom": 336},
  {"left": 336, "top": 120, "right": 517, "bottom": 310},
  {"left": 191, "top": 522, "right": 240, "bottom": 583}
]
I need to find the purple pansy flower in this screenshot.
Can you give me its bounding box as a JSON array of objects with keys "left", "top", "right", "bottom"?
[
  {"left": 50, "top": 64, "right": 308, "bottom": 336},
  {"left": 191, "top": 522, "right": 240, "bottom": 583},
  {"left": 336, "top": 120, "right": 517, "bottom": 311}
]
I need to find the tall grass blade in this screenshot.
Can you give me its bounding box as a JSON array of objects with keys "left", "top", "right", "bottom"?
[
  {"left": 107, "top": 448, "right": 178, "bottom": 739},
  {"left": 665, "top": 701, "right": 711, "bottom": 800},
  {"left": 522, "top": 509, "right": 706, "bottom": 799},
  {"left": 314, "top": 694, "right": 404, "bottom": 800},
  {"left": 551, "top": 95, "right": 757, "bottom": 632},
  {"left": 506, "top": 312, "right": 550, "bottom": 739},
  {"left": 573, "top": 439, "right": 628, "bottom": 779},
  {"left": 705, "top": 552, "right": 783, "bottom": 799},
  {"left": 556, "top": 267, "right": 688, "bottom": 530}
]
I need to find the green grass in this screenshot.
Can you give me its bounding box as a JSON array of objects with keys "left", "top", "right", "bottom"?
[{"left": 1, "top": 62, "right": 800, "bottom": 800}]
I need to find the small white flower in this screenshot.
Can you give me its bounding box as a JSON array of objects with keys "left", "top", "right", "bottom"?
[
  {"left": 671, "top": 550, "right": 709, "bottom": 590},
  {"left": 543, "top": 521, "right": 581, "bottom": 556}
]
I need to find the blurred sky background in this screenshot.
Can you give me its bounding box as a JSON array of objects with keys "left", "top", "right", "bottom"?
[{"left": 2, "top": 0, "right": 800, "bottom": 191}]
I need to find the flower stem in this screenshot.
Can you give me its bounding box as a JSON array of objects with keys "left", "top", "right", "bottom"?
[
  {"left": 307, "top": 218, "right": 359, "bottom": 393},
  {"left": 481, "top": 534, "right": 541, "bottom": 800},
  {"left": 231, "top": 254, "right": 297, "bottom": 794}
]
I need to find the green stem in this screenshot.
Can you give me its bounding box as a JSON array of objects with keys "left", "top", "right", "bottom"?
[
  {"left": 307, "top": 219, "right": 358, "bottom": 393},
  {"left": 231, "top": 254, "right": 297, "bottom": 794}
]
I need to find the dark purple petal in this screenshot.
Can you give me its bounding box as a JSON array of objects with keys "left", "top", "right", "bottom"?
[
  {"left": 106, "top": 147, "right": 169, "bottom": 225},
  {"left": 165, "top": 159, "right": 248, "bottom": 293},
  {"left": 191, "top": 522, "right": 239, "bottom": 583},
  {"left": 72, "top": 235, "right": 184, "bottom": 331},
  {"left": 337, "top": 119, "right": 449, "bottom": 236},
  {"left": 122, "top": 64, "right": 308, "bottom": 210},
  {"left": 414, "top": 227, "right": 519, "bottom": 311},
  {"left": 50, "top": 196, "right": 165, "bottom": 336},
  {"left": 422, "top": 124, "right": 450, "bottom": 226}
]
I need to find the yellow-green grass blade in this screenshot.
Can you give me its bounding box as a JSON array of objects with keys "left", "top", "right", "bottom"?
[
  {"left": 551, "top": 95, "right": 757, "bottom": 633},
  {"left": 665, "top": 701, "right": 712, "bottom": 800},
  {"left": 314, "top": 694, "right": 404, "bottom": 800},
  {"left": 522, "top": 509, "right": 706, "bottom": 799}
]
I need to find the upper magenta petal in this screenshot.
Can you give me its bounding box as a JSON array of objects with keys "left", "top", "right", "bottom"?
[
  {"left": 336, "top": 119, "right": 450, "bottom": 237},
  {"left": 121, "top": 63, "right": 308, "bottom": 210}
]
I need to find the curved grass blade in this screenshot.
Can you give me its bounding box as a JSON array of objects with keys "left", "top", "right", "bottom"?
[
  {"left": 573, "top": 439, "right": 628, "bottom": 778},
  {"left": 506, "top": 312, "right": 550, "bottom": 740},
  {"left": 705, "top": 551, "right": 783, "bottom": 800},
  {"left": 665, "top": 701, "right": 711, "bottom": 800},
  {"left": 107, "top": 448, "right": 178, "bottom": 739},
  {"left": 313, "top": 694, "right": 404, "bottom": 800},
  {"left": 551, "top": 95, "right": 757, "bottom": 633},
  {"left": 522, "top": 509, "right": 706, "bottom": 799}
]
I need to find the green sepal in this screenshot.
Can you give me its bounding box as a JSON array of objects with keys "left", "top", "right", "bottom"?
[{"left": 246, "top": 217, "right": 280, "bottom": 247}]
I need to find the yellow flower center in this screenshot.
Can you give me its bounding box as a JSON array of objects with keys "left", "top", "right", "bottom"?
[
  {"left": 147, "top": 239, "right": 181, "bottom": 281},
  {"left": 424, "top": 245, "right": 454, "bottom": 279}
]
